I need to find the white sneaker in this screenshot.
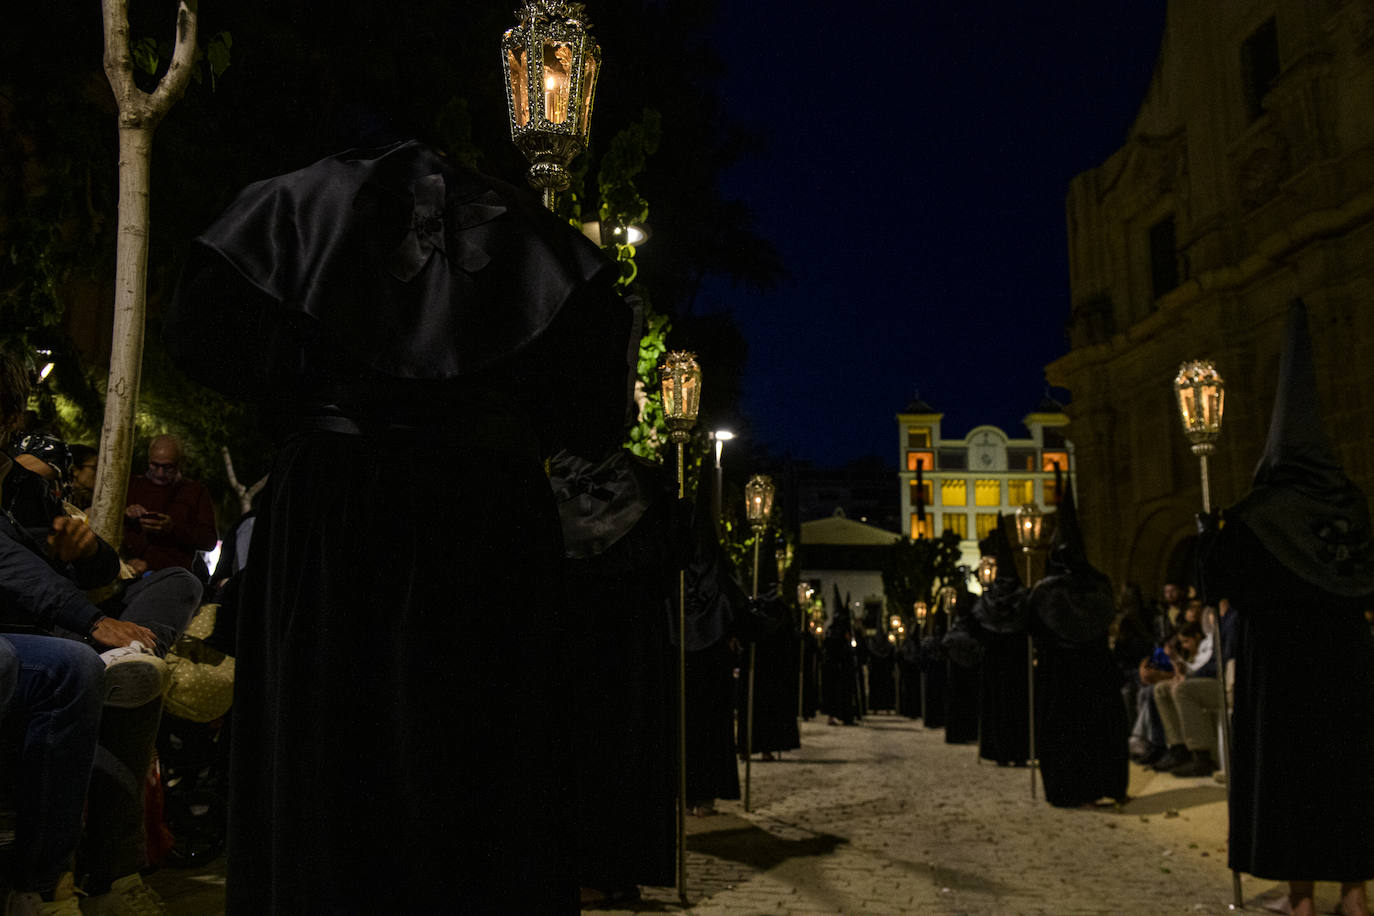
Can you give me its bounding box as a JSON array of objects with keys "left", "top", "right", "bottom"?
[
  {"left": 100, "top": 642, "right": 168, "bottom": 709},
  {"left": 77, "top": 874, "right": 165, "bottom": 916},
  {"left": 5, "top": 873, "right": 82, "bottom": 915}
]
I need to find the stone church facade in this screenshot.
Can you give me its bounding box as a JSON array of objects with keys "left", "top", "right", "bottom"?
[{"left": 1047, "top": 0, "right": 1374, "bottom": 591}]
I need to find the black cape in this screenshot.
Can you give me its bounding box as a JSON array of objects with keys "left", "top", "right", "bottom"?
[{"left": 168, "top": 140, "right": 632, "bottom": 914}]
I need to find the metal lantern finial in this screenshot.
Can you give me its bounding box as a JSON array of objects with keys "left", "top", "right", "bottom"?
[
  {"left": 745, "top": 474, "right": 775, "bottom": 532},
  {"left": 977, "top": 554, "right": 998, "bottom": 588},
  {"left": 1014, "top": 503, "right": 1044, "bottom": 552},
  {"left": 501, "top": 1, "right": 602, "bottom": 208},
  {"left": 658, "top": 351, "right": 701, "bottom": 444},
  {"left": 1174, "top": 359, "right": 1226, "bottom": 457}
]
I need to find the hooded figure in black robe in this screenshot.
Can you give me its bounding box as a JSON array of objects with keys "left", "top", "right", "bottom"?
[
  {"left": 800, "top": 610, "right": 821, "bottom": 720},
  {"left": 865, "top": 624, "right": 897, "bottom": 713},
  {"left": 971, "top": 518, "right": 1031, "bottom": 765},
  {"left": 1200, "top": 301, "right": 1374, "bottom": 893},
  {"left": 166, "top": 140, "right": 633, "bottom": 914},
  {"left": 897, "top": 618, "right": 923, "bottom": 719},
  {"left": 679, "top": 477, "right": 744, "bottom": 810},
  {"left": 736, "top": 532, "right": 801, "bottom": 757},
  {"left": 550, "top": 447, "right": 683, "bottom": 895},
  {"left": 942, "top": 583, "right": 983, "bottom": 745},
  {"left": 820, "top": 607, "right": 858, "bottom": 725},
  {"left": 1027, "top": 483, "right": 1129, "bottom": 808},
  {"left": 919, "top": 598, "right": 950, "bottom": 729}
]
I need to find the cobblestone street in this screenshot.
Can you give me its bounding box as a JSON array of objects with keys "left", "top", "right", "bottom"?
[{"left": 152, "top": 714, "right": 1318, "bottom": 914}]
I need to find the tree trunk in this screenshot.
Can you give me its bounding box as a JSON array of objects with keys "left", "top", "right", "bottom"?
[
  {"left": 89, "top": 0, "right": 198, "bottom": 547},
  {"left": 90, "top": 126, "right": 154, "bottom": 547}
]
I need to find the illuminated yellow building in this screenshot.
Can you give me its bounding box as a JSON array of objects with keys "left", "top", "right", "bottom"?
[{"left": 896, "top": 396, "right": 1074, "bottom": 569}]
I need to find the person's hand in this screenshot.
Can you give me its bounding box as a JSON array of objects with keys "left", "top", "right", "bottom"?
[
  {"left": 125, "top": 503, "right": 149, "bottom": 519},
  {"left": 139, "top": 512, "right": 170, "bottom": 533},
  {"left": 126, "top": 558, "right": 149, "bottom": 576},
  {"left": 48, "top": 516, "right": 98, "bottom": 563},
  {"left": 90, "top": 617, "right": 158, "bottom": 651}
]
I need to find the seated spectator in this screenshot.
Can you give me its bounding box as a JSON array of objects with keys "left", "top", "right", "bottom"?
[
  {"left": 67, "top": 444, "right": 97, "bottom": 511},
  {"left": 123, "top": 435, "right": 217, "bottom": 577},
  {"left": 1150, "top": 581, "right": 1186, "bottom": 644},
  {"left": 0, "top": 350, "right": 202, "bottom": 913},
  {"left": 1150, "top": 620, "right": 1221, "bottom": 777}
]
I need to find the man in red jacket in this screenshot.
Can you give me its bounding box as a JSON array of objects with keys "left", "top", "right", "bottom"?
[{"left": 123, "top": 435, "right": 217, "bottom": 574}]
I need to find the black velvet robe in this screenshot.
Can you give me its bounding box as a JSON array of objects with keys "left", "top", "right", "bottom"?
[
  {"left": 1203, "top": 519, "right": 1374, "bottom": 880},
  {"left": 865, "top": 636, "right": 897, "bottom": 713},
  {"left": 977, "top": 630, "right": 1030, "bottom": 765},
  {"left": 820, "top": 625, "right": 858, "bottom": 724},
  {"left": 561, "top": 472, "right": 677, "bottom": 890},
  {"left": 167, "top": 141, "right": 631, "bottom": 914},
  {"left": 897, "top": 636, "right": 922, "bottom": 719},
  {"left": 737, "top": 595, "right": 801, "bottom": 755},
  {"left": 1033, "top": 631, "right": 1129, "bottom": 808}
]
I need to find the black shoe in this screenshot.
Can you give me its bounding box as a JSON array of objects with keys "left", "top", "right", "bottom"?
[
  {"left": 1151, "top": 745, "right": 1192, "bottom": 772},
  {"left": 1170, "top": 751, "right": 1217, "bottom": 778},
  {"left": 1133, "top": 745, "right": 1166, "bottom": 766}
]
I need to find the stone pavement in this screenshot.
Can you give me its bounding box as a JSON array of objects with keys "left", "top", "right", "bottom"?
[{"left": 149, "top": 715, "right": 1323, "bottom": 914}]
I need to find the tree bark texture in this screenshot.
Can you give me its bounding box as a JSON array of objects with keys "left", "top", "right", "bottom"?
[{"left": 90, "top": 0, "right": 198, "bottom": 547}]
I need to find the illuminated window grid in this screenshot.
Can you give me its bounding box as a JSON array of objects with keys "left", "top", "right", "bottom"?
[
  {"left": 976, "top": 513, "right": 999, "bottom": 540},
  {"left": 1042, "top": 451, "right": 1069, "bottom": 473},
  {"left": 907, "top": 426, "right": 931, "bottom": 447},
  {"left": 910, "top": 514, "right": 934, "bottom": 539},
  {"left": 909, "top": 480, "right": 933, "bottom": 508},
  {"left": 906, "top": 451, "right": 934, "bottom": 472},
  {"left": 940, "top": 479, "right": 967, "bottom": 507},
  {"left": 943, "top": 513, "right": 968, "bottom": 538},
  {"left": 974, "top": 479, "right": 1001, "bottom": 507},
  {"left": 1007, "top": 479, "right": 1033, "bottom": 505}
]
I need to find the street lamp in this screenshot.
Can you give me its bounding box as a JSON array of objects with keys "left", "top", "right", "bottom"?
[
  {"left": 709, "top": 430, "right": 735, "bottom": 524},
  {"left": 659, "top": 349, "right": 700, "bottom": 904},
  {"left": 742, "top": 473, "right": 774, "bottom": 813},
  {"left": 1014, "top": 502, "right": 1046, "bottom": 800},
  {"left": 1173, "top": 359, "right": 1226, "bottom": 513},
  {"left": 501, "top": 1, "right": 602, "bottom": 211}
]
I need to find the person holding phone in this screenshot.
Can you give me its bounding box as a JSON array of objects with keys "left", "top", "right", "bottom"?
[{"left": 122, "top": 434, "right": 217, "bottom": 576}]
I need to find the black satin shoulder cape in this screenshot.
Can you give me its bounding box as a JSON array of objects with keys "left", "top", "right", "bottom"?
[{"left": 167, "top": 139, "right": 616, "bottom": 394}]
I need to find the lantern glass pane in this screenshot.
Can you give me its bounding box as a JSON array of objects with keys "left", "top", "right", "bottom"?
[
  {"left": 579, "top": 54, "right": 598, "bottom": 135},
  {"left": 542, "top": 41, "right": 574, "bottom": 123},
  {"left": 1178, "top": 385, "right": 1198, "bottom": 429},
  {"left": 508, "top": 46, "right": 530, "bottom": 127}
]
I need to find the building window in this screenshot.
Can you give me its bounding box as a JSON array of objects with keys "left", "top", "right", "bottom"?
[
  {"left": 1149, "top": 215, "right": 1179, "bottom": 300},
  {"left": 937, "top": 447, "right": 967, "bottom": 470},
  {"left": 910, "top": 514, "right": 934, "bottom": 539},
  {"left": 1042, "top": 451, "right": 1069, "bottom": 473},
  {"left": 906, "top": 450, "right": 934, "bottom": 472},
  {"left": 974, "top": 479, "right": 1001, "bottom": 507},
  {"left": 907, "top": 426, "right": 931, "bottom": 447},
  {"left": 1007, "top": 479, "right": 1033, "bottom": 505},
  {"left": 1006, "top": 448, "right": 1036, "bottom": 471},
  {"left": 976, "top": 513, "right": 1000, "bottom": 540},
  {"left": 909, "top": 480, "right": 933, "bottom": 508},
  {"left": 1241, "top": 17, "right": 1279, "bottom": 123},
  {"left": 941, "top": 479, "right": 967, "bottom": 507},
  {"left": 942, "top": 513, "right": 968, "bottom": 538},
  {"left": 1044, "top": 478, "right": 1063, "bottom": 505}
]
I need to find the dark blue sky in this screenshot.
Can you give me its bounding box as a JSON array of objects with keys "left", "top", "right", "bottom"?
[{"left": 701, "top": 3, "right": 1168, "bottom": 467}]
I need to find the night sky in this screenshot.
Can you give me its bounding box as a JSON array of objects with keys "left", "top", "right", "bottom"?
[{"left": 701, "top": 3, "right": 1168, "bottom": 467}]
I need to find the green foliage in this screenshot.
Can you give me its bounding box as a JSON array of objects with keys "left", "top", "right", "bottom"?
[
  {"left": 132, "top": 37, "right": 160, "bottom": 76},
  {"left": 598, "top": 107, "right": 660, "bottom": 230},
  {"left": 623, "top": 304, "right": 670, "bottom": 461},
  {"left": 881, "top": 530, "right": 965, "bottom": 626}
]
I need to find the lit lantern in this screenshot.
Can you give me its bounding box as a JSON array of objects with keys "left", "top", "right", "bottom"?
[
  {"left": 977, "top": 555, "right": 998, "bottom": 588},
  {"left": 1015, "top": 503, "right": 1044, "bottom": 553},
  {"left": 658, "top": 351, "right": 701, "bottom": 444},
  {"left": 913, "top": 601, "right": 927, "bottom": 626},
  {"left": 745, "top": 475, "right": 776, "bottom": 533},
  {"left": 1174, "top": 359, "right": 1226, "bottom": 457},
  {"left": 501, "top": 1, "right": 602, "bottom": 208}
]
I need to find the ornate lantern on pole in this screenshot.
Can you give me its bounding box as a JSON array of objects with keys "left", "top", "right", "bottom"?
[
  {"left": 741, "top": 473, "right": 775, "bottom": 812},
  {"left": 977, "top": 554, "right": 998, "bottom": 589},
  {"left": 501, "top": 1, "right": 602, "bottom": 211},
  {"left": 1013, "top": 501, "right": 1046, "bottom": 800},
  {"left": 1173, "top": 359, "right": 1226, "bottom": 513},
  {"left": 658, "top": 350, "right": 699, "bottom": 904},
  {"left": 1173, "top": 359, "right": 1240, "bottom": 909}
]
